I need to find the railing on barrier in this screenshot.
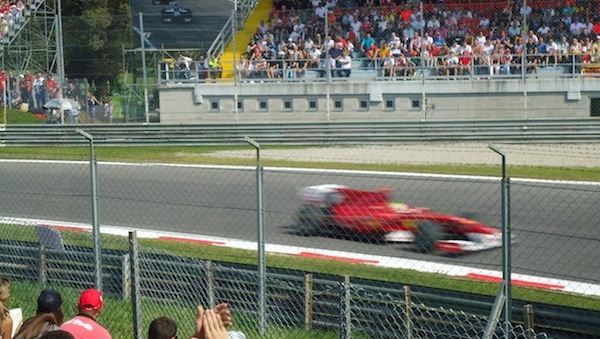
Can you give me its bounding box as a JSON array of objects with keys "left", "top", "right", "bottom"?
[
  {"left": 158, "top": 53, "right": 600, "bottom": 85},
  {"left": 2, "top": 119, "right": 600, "bottom": 146}
]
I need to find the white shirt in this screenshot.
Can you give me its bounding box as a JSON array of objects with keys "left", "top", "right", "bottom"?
[{"left": 338, "top": 55, "right": 352, "bottom": 69}]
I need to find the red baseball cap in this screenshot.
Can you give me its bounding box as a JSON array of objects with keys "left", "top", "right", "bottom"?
[{"left": 78, "top": 288, "right": 103, "bottom": 311}]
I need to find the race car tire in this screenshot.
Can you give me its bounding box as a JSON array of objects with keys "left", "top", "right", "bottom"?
[
  {"left": 413, "top": 221, "right": 443, "bottom": 253},
  {"left": 295, "top": 207, "right": 326, "bottom": 236}
]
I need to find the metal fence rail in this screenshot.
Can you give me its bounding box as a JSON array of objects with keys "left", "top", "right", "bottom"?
[{"left": 1, "top": 119, "right": 600, "bottom": 146}]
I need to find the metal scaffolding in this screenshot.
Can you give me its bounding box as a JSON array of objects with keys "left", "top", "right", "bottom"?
[{"left": 1, "top": 0, "right": 59, "bottom": 74}]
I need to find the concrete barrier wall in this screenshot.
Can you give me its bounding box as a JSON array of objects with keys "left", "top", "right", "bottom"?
[{"left": 158, "top": 77, "right": 600, "bottom": 124}]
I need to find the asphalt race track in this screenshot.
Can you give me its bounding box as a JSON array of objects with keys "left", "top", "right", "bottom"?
[
  {"left": 1, "top": 161, "right": 598, "bottom": 286},
  {"left": 132, "top": 0, "right": 232, "bottom": 49}
]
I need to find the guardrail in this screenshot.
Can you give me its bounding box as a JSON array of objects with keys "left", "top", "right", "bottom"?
[
  {"left": 1, "top": 119, "right": 600, "bottom": 147},
  {"left": 1, "top": 239, "right": 598, "bottom": 338},
  {"left": 158, "top": 54, "right": 600, "bottom": 85}
]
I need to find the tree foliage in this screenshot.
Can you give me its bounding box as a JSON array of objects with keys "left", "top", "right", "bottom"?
[{"left": 62, "top": 0, "right": 132, "bottom": 96}]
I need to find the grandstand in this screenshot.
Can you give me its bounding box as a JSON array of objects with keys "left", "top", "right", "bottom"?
[
  {"left": 157, "top": 0, "right": 600, "bottom": 123},
  {"left": 0, "top": 0, "right": 60, "bottom": 76}
]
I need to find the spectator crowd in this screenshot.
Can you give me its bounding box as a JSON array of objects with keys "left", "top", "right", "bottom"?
[
  {"left": 0, "top": 275, "right": 247, "bottom": 339},
  {"left": 0, "top": 71, "right": 115, "bottom": 124},
  {"left": 233, "top": 0, "right": 600, "bottom": 79},
  {"left": 0, "top": 0, "right": 30, "bottom": 40}
]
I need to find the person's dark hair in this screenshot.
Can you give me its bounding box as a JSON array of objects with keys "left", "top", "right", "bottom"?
[
  {"left": 14, "top": 289, "right": 64, "bottom": 339},
  {"left": 148, "top": 316, "right": 177, "bottom": 339},
  {"left": 38, "top": 330, "right": 75, "bottom": 339},
  {"left": 15, "top": 313, "right": 63, "bottom": 339}
]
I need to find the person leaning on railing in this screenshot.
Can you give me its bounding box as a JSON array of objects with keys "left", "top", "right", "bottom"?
[{"left": 207, "top": 55, "right": 223, "bottom": 80}]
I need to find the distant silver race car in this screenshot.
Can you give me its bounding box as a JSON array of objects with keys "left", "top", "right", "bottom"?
[
  {"left": 152, "top": 0, "right": 177, "bottom": 5},
  {"left": 161, "top": 5, "right": 192, "bottom": 23}
]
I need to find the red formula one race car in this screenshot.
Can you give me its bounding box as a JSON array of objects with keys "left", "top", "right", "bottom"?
[{"left": 295, "top": 185, "right": 504, "bottom": 254}]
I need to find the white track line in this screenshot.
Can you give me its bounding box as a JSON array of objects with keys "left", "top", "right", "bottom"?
[{"left": 2, "top": 216, "right": 598, "bottom": 297}]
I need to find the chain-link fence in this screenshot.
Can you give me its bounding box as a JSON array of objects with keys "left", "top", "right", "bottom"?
[{"left": 1, "top": 143, "right": 599, "bottom": 338}]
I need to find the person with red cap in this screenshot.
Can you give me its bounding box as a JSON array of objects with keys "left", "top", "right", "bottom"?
[{"left": 59, "top": 289, "right": 111, "bottom": 339}]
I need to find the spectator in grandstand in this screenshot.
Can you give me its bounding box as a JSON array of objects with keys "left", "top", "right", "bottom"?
[
  {"left": 444, "top": 51, "right": 459, "bottom": 77},
  {"left": 569, "top": 37, "right": 582, "bottom": 72},
  {"left": 196, "top": 55, "right": 208, "bottom": 80},
  {"left": 558, "top": 35, "right": 570, "bottom": 63},
  {"left": 432, "top": 31, "right": 445, "bottom": 47},
  {"left": 38, "top": 331, "right": 74, "bottom": 339},
  {"left": 176, "top": 54, "right": 193, "bottom": 80},
  {"left": 458, "top": 50, "right": 473, "bottom": 77},
  {"left": 480, "top": 38, "right": 494, "bottom": 74},
  {"left": 537, "top": 21, "right": 551, "bottom": 38},
  {"left": 433, "top": 42, "right": 449, "bottom": 76},
  {"left": 426, "top": 15, "right": 441, "bottom": 31},
  {"left": 536, "top": 37, "right": 549, "bottom": 66},
  {"left": 283, "top": 45, "right": 297, "bottom": 79},
  {"left": 381, "top": 50, "right": 395, "bottom": 78},
  {"left": 265, "top": 54, "right": 280, "bottom": 79},
  {"left": 0, "top": 15, "right": 7, "bottom": 40},
  {"left": 363, "top": 40, "right": 378, "bottom": 68},
  {"left": 258, "top": 20, "right": 269, "bottom": 35},
  {"left": 253, "top": 54, "right": 268, "bottom": 79},
  {"left": 526, "top": 42, "right": 539, "bottom": 76},
  {"left": 328, "top": 41, "right": 343, "bottom": 77},
  {"left": 14, "top": 289, "right": 64, "bottom": 339},
  {"left": 359, "top": 32, "right": 375, "bottom": 58},
  {"left": 546, "top": 37, "right": 559, "bottom": 66},
  {"left": 499, "top": 47, "right": 513, "bottom": 75},
  {"left": 581, "top": 37, "right": 592, "bottom": 64},
  {"left": 308, "top": 44, "right": 322, "bottom": 69},
  {"left": 296, "top": 48, "right": 309, "bottom": 78},
  {"left": 408, "top": 32, "right": 422, "bottom": 57},
  {"left": 396, "top": 52, "right": 415, "bottom": 77},
  {"left": 207, "top": 54, "right": 223, "bottom": 80},
  {"left": 0, "top": 276, "right": 14, "bottom": 339},
  {"left": 592, "top": 36, "right": 600, "bottom": 62},
  {"left": 59, "top": 288, "right": 111, "bottom": 339},
  {"left": 16, "top": 0, "right": 25, "bottom": 18},
  {"left": 337, "top": 49, "right": 352, "bottom": 77}
]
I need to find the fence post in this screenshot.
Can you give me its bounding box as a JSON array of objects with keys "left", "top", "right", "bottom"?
[
  {"left": 38, "top": 245, "right": 47, "bottom": 285},
  {"left": 129, "top": 231, "right": 143, "bottom": 339},
  {"left": 122, "top": 254, "right": 130, "bottom": 300},
  {"left": 244, "top": 136, "right": 266, "bottom": 335},
  {"left": 404, "top": 285, "right": 413, "bottom": 339},
  {"left": 206, "top": 260, "right": 215, "bottom": 308},
  {"left": 488, "top": 143, "right": 512, "bottom": 333},
  {"left": 76, "top": 128, "right": 102, "bottom": 291},
  {"left": 304, "top": 273, "right": 313, "bottom": 331},
  {"left": 524, "top": 304, "right": 535, "bottom": 339},
  {"left": 339, "top": 275, "right": 351, "bottom": 339}
]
